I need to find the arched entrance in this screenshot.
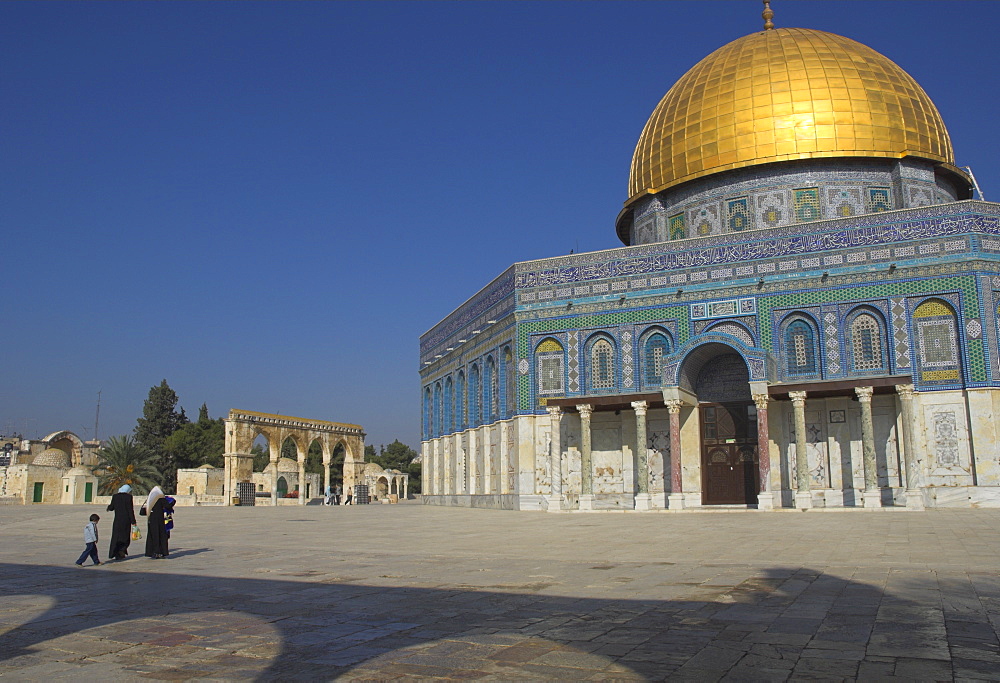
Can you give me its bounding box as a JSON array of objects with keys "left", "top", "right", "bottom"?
[{"left": 682, "top": 344, "right": 759, "bottom": 505}]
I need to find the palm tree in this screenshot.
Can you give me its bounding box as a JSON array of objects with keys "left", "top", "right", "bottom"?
[{"left": 94, "top": 435, "right": 162, "bottom": 495}]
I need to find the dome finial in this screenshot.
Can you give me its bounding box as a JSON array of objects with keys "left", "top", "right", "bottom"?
[{"left": 762, "top": 0, "right": 775, "bottom": 30}]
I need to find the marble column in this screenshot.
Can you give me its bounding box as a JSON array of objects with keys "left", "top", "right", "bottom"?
[
  {"left": 753, "top": 393, "right": 774, "bottom": 510},
  {"left": 896, "top": 384, "right": 923, "bottom": 510},
  {"left": 577, "top": 404, "right": 595, "bottom": 511},
  {"left": 789, "top": 391, "right": 812, "bottom": 510},
  {"left": 856, "top": 386, "right": 881, "bottom": 508},
  {"left": 297, "top": 456, "right": 307, "bottom": 505},
  {"left": 270, "top": 445, "right": 279, "bottom": 507},
  {"left": 666, "top": 399, "right": 685, "bottom": 510},
  {"left": 499, "top": 421, "right": 510, "bottom": 495},
  {"left": 632, "top": 401, "right": 652, "bottom": 511},
  {"left": 323, "top": 459, "right": 331, "bottom": 503},
  {"left": 546, "top": 406, "right": 565, "bottom": 512}
]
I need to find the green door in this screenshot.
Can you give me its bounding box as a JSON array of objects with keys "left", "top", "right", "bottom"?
[
  {"left": 276, "top": 476, "right": 288, "bottom": 497},
  {"left": 84, "top": 482, "right": 93, "bottom": 503},
  {"left": 32, "top": 482, "right": 43, "bottom": 503}
]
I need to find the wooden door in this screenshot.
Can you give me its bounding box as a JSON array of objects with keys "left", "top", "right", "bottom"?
[{"left": 700, "top": 403, "right": 759, "bottom": 504}]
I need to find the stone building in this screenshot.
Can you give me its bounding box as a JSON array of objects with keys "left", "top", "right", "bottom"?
[
  {"left": 0, "top": 431, "right": 99, "bottom": 504},
  {"left": 419, "top": 13, "right": 1000, "bottom": 511},
  {"left": 362, "top": 462, "right": 409, "bottom": 501}
]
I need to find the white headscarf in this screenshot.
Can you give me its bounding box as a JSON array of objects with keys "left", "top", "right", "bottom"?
[
  {"left": 118, "top": 484, "right": 132, "bottom": 494},
  {"left": 144, "top": 486, "right": 164, "bottom": 510}
]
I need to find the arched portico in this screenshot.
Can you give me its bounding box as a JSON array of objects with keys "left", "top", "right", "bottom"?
[{"left": 224, "top": 410, "right": 366, "bottom": 506}]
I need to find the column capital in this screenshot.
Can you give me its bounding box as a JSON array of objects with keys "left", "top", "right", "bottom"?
[
  {"left": 895, "top": 383, "right": 915, "bottom": 400},
  {"left": 665, "top": 399, "right": 683, "bottom": 414},
  {"left": 576, "top": 404, "right": 594, "bottom": 419},
  {"left": 546, "top": 405, "right": 563, "bottom": 418},
  {"left": 855, "top": 386, "right": 874, "bottom": 403},
  {"left": 788, "top": 390, "right": 807, "bottom": 405},
  {"left": 630, "top": 400, "right": 648, "bottom": 416},
  {"left": 752, "top": 393, "right": 770, "bottom": 410}
]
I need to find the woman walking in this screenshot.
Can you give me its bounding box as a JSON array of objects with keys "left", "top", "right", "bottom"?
[
  {"left": 140, "top": 485, "right": 169, "bottom": 559},
  {"left": 106, "top": 484, "right": 136, "bottom": 560}
]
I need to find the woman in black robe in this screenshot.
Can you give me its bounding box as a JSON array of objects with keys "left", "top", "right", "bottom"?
[
  {"left": 141, "top": 486, "right": 169, "bottom": 559},
  {"left": 106, "top": 484, "right": 136, "bottom": 560}
]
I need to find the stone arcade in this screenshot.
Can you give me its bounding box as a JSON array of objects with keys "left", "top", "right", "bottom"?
[
  {"left": 419, "top": 12, "right": 1000, "bottom": 511},
  {"left": 222, "top": 410, "right": 365, "bottom": 506}
]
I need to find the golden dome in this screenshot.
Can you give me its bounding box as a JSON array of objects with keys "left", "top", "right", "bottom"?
[{"left": 627, "top": 28, "right": 955, "bottom": 205}]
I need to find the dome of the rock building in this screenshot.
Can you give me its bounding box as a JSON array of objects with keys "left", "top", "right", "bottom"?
[
  {"left": 33, "top": 448, "right": 71, "bottom": 468},
  {"left": 627, "top": 28, "right": 955, "bottom": 205}
]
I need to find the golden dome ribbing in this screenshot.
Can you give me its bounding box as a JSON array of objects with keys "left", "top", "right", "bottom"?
[{"left": 627, "top": 28, "right": 955, "bottom": 206}]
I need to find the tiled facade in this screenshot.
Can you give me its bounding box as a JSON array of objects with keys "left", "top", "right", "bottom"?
[{"left": 419, "top": 26, "right": 1000, "bottom": 513}]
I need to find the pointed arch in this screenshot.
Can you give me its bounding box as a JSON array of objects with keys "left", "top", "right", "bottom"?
[
  {"left": 639, "top": 327, "right": 673, "bottom": 389},
  {"left": 535, "top": 337, "right": 565, "bottom": 396},
  {"left": 422, "top": 386, "right": 432, "bottom": 440},
  {"left": 443, "top": 377, "right": 453, "bottom": 435},
  {"left": 913, "top": 298, "right": 962, "bottom": 385},
  {"left": 584, "top": 333, "right": 617, "bottom": 393},
  {"left": 433, "top": 382, "right": 443, "bottom": 438},
  {"left": 780, "top": 313, "right": 821, "bottom": 379},
  {"left": 846, "top": 306, "right": 887, "bottom": 373}
]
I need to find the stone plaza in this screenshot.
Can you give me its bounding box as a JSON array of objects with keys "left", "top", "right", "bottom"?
[{"left": 3, "top": 504, "right": 1000, "bottom": 680}]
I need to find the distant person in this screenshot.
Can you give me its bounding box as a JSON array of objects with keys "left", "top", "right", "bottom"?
[
  {"left": 75, "top": 514, "right": 102, "bottom": 566},
  {"left": 344, "top": 487, "right": 353, "bottom": 505},
  {"left": 106, "top": 484, "right": 136, "bottom": 560},
  {"left": 334, "top": 485, "right": 342, "bottom": 505},
  {"left": 140, "top": 486, "right": 169, "bottom": 559},
  {"left": 324, "top": 485, "right": 332, "bottom": 506}
]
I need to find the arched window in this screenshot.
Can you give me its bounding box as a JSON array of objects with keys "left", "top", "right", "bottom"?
[
  {"left": 423, "top": 387, "right": 432, "bottom": 440},
  {"left": 589, "top": 337, "right": 615, "bottom": 391},
  {"left": 456, "top": 371, "right": 466, "bottom": 430},
  {"left": 849, "top": 311, "right": 886, "bottom": 372},
  {"left": 443, "top": 378, "right": 453, "bottom": 434},
  {"left": 536, "top": 338, "right": 565, "bottom": 395},
  {"left": 433, "top": 383, "right": 443, "bottom": 437},
  {"left": 469, "top": 365, "right": 481, "bottom": 426},
  {"left": 914, "top": 299, "right": 961, "bottom": 385},
  {"left": 642, "top": 331, "right": 672, "bottom": 387},
  {"left": 503, "top": 347, "right": 516, "bottom": 417},
  {"left": 784, "top": 318, "right": 818, "bottom": 376},
  {"left": 484, "top": 357, "right": 496, "bottom": 423}
]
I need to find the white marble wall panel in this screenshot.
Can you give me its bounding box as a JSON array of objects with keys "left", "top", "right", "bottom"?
[
  {"left": 592, "top": 425, "right": 623, "bottom": 495},
  {"left": 873, "top": 397, "right": 902, "bottom": 488},
  {"left": 968, "top": 389, "right": 1000, "bottom": 486},
  {"left": 920, "top": 394, "right": 975, "bottom": 486}
]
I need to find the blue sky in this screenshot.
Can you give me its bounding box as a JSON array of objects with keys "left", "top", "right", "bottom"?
[{"left": 4, "top": 1, "right": 999, "bottom": 451}]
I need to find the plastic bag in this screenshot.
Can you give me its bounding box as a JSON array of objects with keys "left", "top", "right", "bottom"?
[{"left": 131, "top": 524, "right": 142, "bottom": 541}]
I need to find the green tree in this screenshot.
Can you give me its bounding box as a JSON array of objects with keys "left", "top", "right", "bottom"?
[
  {"left": 408, "top": 460, "right": 422, "bottom": 494},
  {"left": 94, "top": 435, "right": 162, "bottom": 495},
  {"left": 251, "top": 442, "right": 271, "bottom": 472},
  {"left": 364, "top": 444, "right": 377, "bottom": 461},
  {"left": 305, "top": 441, "right": 324, "bottom": 475},
  {"left": 163, "top": 403, "right": 225, "bottom": 473},
  {"left": 134, "top": 379, "right": 188, "bottom": 491},
  {"left": 372, "top": 439, "right": 419, "bottom": 471}
]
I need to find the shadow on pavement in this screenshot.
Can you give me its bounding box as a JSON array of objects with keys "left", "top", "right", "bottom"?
[{"left": 1, "top": 561, "right": 997, "bottom": 680}]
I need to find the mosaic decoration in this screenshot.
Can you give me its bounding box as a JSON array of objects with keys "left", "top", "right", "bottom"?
[
  {"left": 518, "top": 358, "right": 529, "bottom": 375},
  {"left": 727, "top": 197, "right": 750, "bottom": 231},
  {"left": 621, "top": 329, "right": 634, "bottom": 389},
  {"left": 967, "top": 319, "right": 982, "bottom": 339},
  {"left": 567, "top": 331, "right": 580, "bottom": 392},
  {"left": 793, "top": 188, "right": 821, "bottom": 222},
  {"left": 890, "top": 297, "right": 910, "bottom": 368},
  {"left": 756, "top": 191, "right": 787, "bottom": 228},
  {"left": 692, "top": 298, "right": 756, "bottom": 320},
  {"left": 691, "top": 204, "right": 720, "bottom": 237},
  {"left": 705, "top": 322, "right": 755, "bottom": 347},
  {"left": 827, "top": 187, "right": 863, "bottom": 218},
  {"left": 822, "top": 310, "right": 841, "bottom": 374},
  {"left": 669, "top": 213, "right": 686, "bottom": 240},
  {"left": 868, "top": 187, "right": 892, "bottom": 212}
]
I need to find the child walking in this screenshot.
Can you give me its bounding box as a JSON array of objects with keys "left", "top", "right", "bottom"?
[{"left": 75, "top": 513, "right": 102, "bottom": 566}]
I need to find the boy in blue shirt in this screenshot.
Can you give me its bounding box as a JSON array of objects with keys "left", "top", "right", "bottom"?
[{"left": 75, "top": 513, "right": 102, "bottom": 566}]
